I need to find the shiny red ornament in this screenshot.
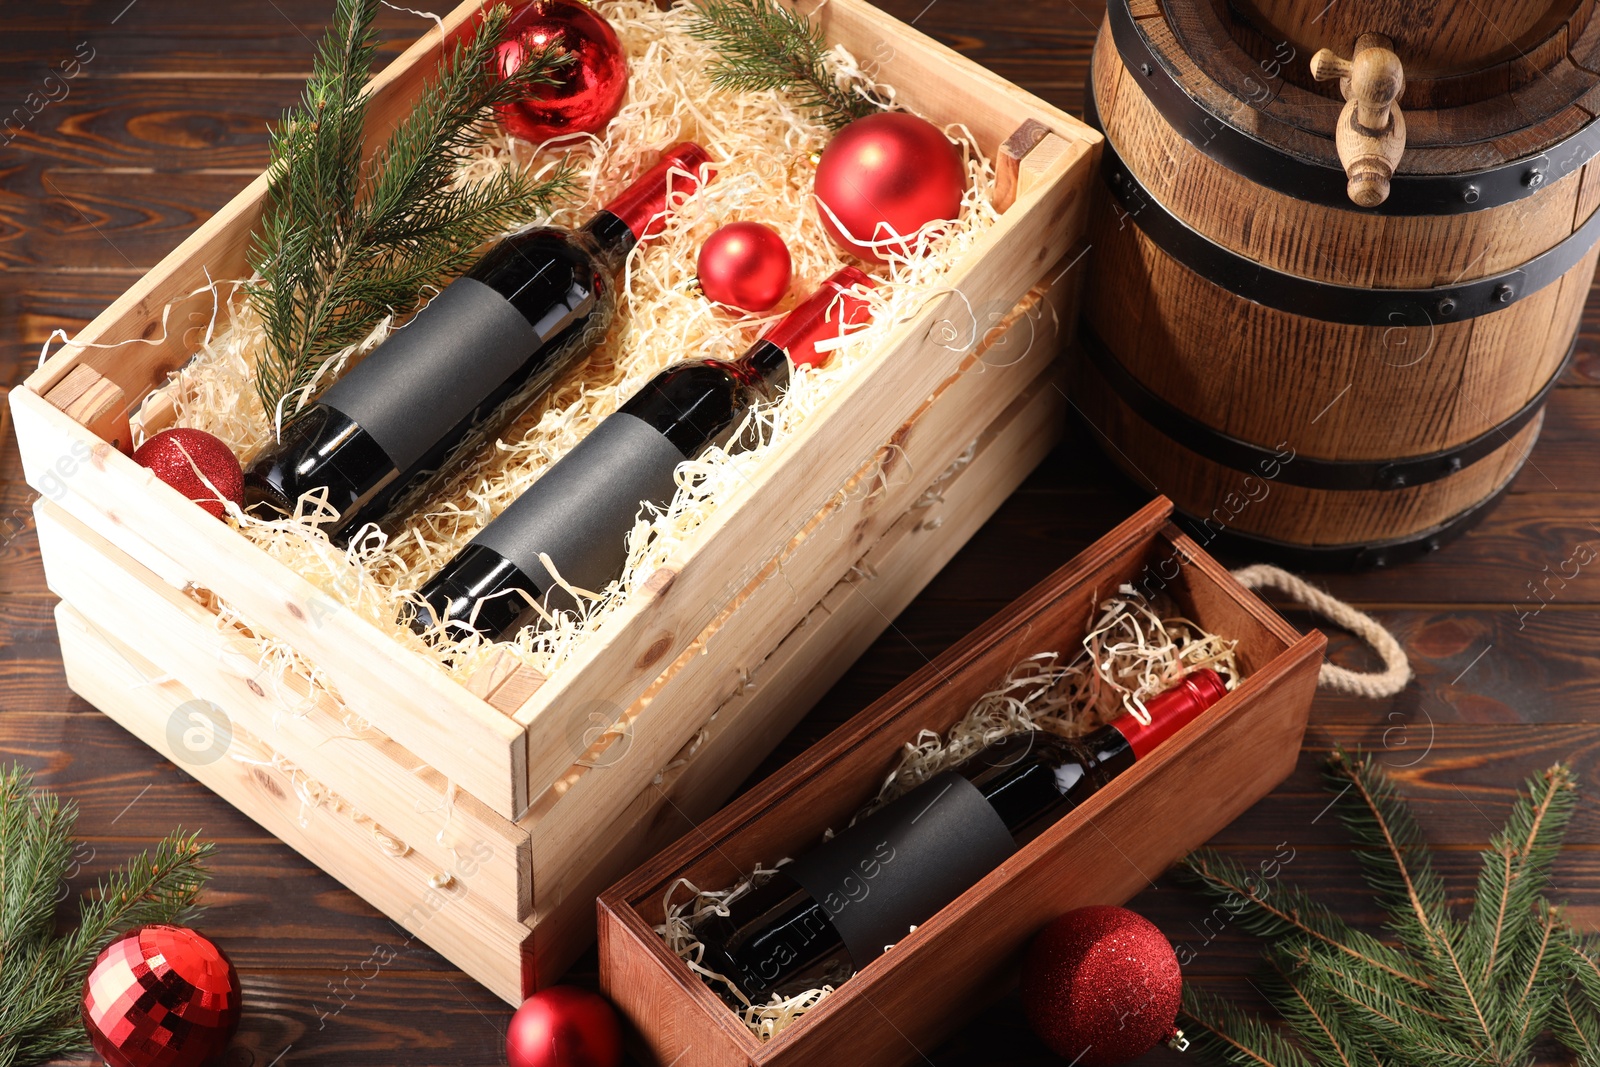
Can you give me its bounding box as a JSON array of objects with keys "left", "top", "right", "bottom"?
[
  {"left": 81, "top": 925, "right": 242, "bottom": 1067},
  {"left": 493, "top": 0, "right": 629, "bottom": 144},
  {"left": 1020, "top": 905, "right": 1183, "bottom": 1067},
  {"left": 697, "top": 222, "right": 793, "bottom": 312},
  {"left": 813, "top": 111, "right": 966, "bottom": 264},
  {"left": 132, "top": 429, "right": 243, "bottom": 520},
  {"left": 506, "top": 987, "right": 623, "bottom": 1067}
]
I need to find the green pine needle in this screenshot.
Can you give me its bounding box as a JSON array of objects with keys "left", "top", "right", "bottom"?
[
  {"left": 247, "top": 0, "right": 579, "bottom": 422},
  {"left": 0, "top": 765, "right": 213, "bottom": 1067},
  {"left": 1179, "top": 753, "right": 1597, "bottom": 1067},
  {"left": 687, "top": 0, "right": 881, "bottom": 130}
]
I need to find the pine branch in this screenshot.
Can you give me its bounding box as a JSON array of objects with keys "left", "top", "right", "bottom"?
[
  {"left": 1182, "top": 984, "right": 1315, "bottom": 1067},
  {"left": 1465, "top": 765, "right": 1576, "bottom": 990},
  {"left": 247, "top": 1, "right": 577, "bottom": 422},
  {"left": 1183, "top": 756, "right": 1589, "bottom": 1067},
  {"left": 0, "top": 767, "right": 213, "bottom": 1067},
  {"left": 1179, "top": 849, "right": 1431, "bottom": 992},
  {"left": 688, "top": 0, "right": 882, "bottom": 130},
  {"left": 1262, "top": 959, "right": 1379, "bottom": 1067}
]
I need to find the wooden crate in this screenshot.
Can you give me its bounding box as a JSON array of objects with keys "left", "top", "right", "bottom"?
[
  {"left": 598, "top": 497, "right": 1326, "bottom": 1067},
  {"left": 11, "top": 0, "right": 1098, "bottom": 1003}
]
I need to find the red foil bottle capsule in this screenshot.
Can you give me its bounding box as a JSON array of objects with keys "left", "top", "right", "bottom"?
[{"left": 1109, "top": 667, "right": 1231, "bottom": 759}]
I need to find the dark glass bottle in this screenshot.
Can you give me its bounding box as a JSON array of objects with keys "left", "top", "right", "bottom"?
[
  {"left": 243, "top": 142, "right": 712, "bottom": 545},
  {"left": 411, "top": 266, "right": 875, "bottom": 641},
  {"left": 696, "top": 669, "right": 1231, "bottom": 1003}
]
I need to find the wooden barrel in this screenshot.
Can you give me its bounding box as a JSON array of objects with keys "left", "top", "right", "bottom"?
[{"left": 1076, "top": 0, "right": 1600, "bottom": 568}]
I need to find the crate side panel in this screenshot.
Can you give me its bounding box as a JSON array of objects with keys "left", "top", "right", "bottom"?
[
  {"left": 55, "top": 604, "right": 534, "bottom": 1006},
  {"left": 34, "top": 499, "right": 534, "bottom": 921}
]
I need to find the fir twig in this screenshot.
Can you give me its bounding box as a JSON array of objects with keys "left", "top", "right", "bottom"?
[
  {"left": 688, "top": 0, "right": 881, "bottom": 130},
  {"left": 1179, "top": 754, "right": 1595, "bottom": 1067},
  {"left": 0, "top": 766, "right": 213, "bottom": 1067},
  {"left": 247, "top": 0, "right": 578, "bottom": 423}
]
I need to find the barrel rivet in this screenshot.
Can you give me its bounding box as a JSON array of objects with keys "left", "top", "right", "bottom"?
[
  {"left": 1462, "top": 183, "right": 1481, "bottom": 203},
  {"left": 1436, "top": 297, "right": 1457, "bottom": 316},
  {"left": 1424, "top": 537, "right": 1444, "bottom": 553},
  {"left": 1524, "top": 168, "right": 1546, "bottom": 188},
  {"left": 1448, "top": 456, "right": 1463, "bottom": 473},
  {"left": 1494, "top": 284, "right": 1515, "bottom": 303},
  {"left": 1140, "top": 62, "right": 1153, "bottom": 76}
]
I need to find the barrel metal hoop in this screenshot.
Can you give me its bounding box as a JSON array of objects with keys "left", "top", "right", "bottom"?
[
  {"left": 1104, "top": 0, "right": 1600, "bottom": 216},
  {"left": 1089, "top": 123, "right": 1600, "bottom": 325},
  {"left": 1077, "top": 325, "right": 1571, "bottom": 492},
  {"left": 1169, "top": 478, "right": 1518, "bottom": 571}
]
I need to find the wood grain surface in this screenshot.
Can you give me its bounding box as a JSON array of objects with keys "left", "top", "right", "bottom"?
[{"left": 0, "top": 1, "right": 1594, "bottom": 1064}]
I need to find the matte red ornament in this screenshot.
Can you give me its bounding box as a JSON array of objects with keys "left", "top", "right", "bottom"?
[
  {"left": 132, "top": 428, "right": 243, "bottom": 521},
  {"left": 81, "top": 925, "right": 242, "bottom": 1067},
  {"left": 697, "top": 222, "right": 793, "bottom": 312},
  {"left": 1020, "top": 905, "right": 1183, "bottom": 1067},
  {"left": 506, "top": 986, "right": 623, "bottom": 1067},
  {"left": 493, "top": 0, "right": 629, "bottom": 144},
  {"left": 813, "top": 111, "right": 966, "bottom": 264}
]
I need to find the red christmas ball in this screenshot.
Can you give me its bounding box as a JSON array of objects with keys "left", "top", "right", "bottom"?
[
  {"left": 813, "top": 111, "right": 966, "bottom": 264},
  {"left": 506, "top": 986, "right": 623, "bottom": 1067},
  {"left": 132, "top": 428, "right": 243, "bottom": 521},
  {"left": 697, "top": 222, "right": 793, "bottom": 312},
  {"left": 1020, "top": 905, "right": 1182, "bottom": 1067},
  {"left": 82, "top": 925, "right": 242, "bottom": 1067},
  {"left": 493, "top": 0, "right": 629, "bottom": 144}
]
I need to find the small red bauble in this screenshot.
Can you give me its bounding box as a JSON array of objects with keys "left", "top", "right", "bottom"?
[
  {"left": 506, "top": 986, "right": 623, "bottom": 1067},
  {"left": 697, "top": 222, "right": 793, "bottom": 312},
  {"left": 813, "top": 111, "right": 966, "bottom": 263},
  {"left": 493, "top": 0, "right": 629, "bottom": 144},
  {"left": 132, "top": 428, "right": 243, "bottom": 521},
  {"left": 82, "top": 925, "right": 242, "bottom": 1067},
  {"left": 1020, "top": 905, "right": 1183, "bottom": 1067}
]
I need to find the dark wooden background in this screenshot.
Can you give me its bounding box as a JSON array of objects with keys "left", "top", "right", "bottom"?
[{"left": 2, "top": 2, "right": 1596, "bottom": 1064}]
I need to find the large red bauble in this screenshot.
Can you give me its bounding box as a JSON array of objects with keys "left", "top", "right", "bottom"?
[
  {"left": 132, "top": 428, "right": 243, "bottom": 521},
  {"left": 506, "top": 986, "right": 623, "bottom": 1067},
  {"left": 813, "top": 111, "right": 966, "bottom": 264},
  {"left": 1020, "top": 905, "right": 1182, "bottom": 1067},
  {"left": 81, "top": 925, "right": 242, "bottom": 1067},
  {"left": 493, "top": 0, "right": 629, "bottom": 144},
  {"left": 697, "top": 222, "right": 793, "bottom": 312}
]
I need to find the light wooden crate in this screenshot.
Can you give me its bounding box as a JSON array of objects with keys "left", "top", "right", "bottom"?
[{"left": 12, "top": 0, "right": 1097, "bottom": 1002}]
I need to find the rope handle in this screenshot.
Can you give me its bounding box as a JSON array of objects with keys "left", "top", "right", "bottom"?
[{"left": 1230, "top": 564, "right": 1411, "bottom": 699}]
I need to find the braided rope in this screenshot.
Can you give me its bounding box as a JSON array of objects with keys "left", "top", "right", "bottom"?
[{"left": 1231, "top": 564, "right": 1412, "bottom": 699}]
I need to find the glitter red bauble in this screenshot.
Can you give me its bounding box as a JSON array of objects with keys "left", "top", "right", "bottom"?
[
  {"left": 492, "top": 0, "right": 629, "bottom": 144},
  {"left": 506, "top": 987, "right": 623, "bottom": 1067},
  {"left": 81, "top": 925, "right": 242, "bottom": 1067},
  {"left": 1020, "top": 905, "right": 1182, "bottom": 1067},
  {"left": 132, "top": 428, "right": 243, "bottom": 521},
  {"left": 813, "top": 111, "right": 966, "bottom": 264},
  {"left": 697, "top": 221, "right": 793, "bottom": 312}
]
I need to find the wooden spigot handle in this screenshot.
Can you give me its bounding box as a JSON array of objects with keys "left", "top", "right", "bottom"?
[{"left": 1311, "top": 33, "right": 1406, "bottom": 208}]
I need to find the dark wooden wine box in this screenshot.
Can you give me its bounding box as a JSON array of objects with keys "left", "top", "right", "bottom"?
[{"left": 597, "top": 496, "right": 1326, "bottom": 1067}]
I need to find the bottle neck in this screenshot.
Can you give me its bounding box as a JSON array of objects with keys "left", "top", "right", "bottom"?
[
  {"left": 742, "top": 339, "right": 792, "bottom": 390},
  {"left": 581, "top": 209, "right": 637, "bottom": 263},
  {"left": 1106, "top": 669, "right": 1230, "bottom": 760}
]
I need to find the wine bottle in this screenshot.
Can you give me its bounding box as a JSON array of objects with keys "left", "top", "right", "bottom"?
[
  {"left": 244, "top": 142, "right": 713, "bottom": 544},
  {"left": 696, "top": 669, "right": 1230, "bottom": 1002},
  {"left": 411, "top": 266, "right": 875, "bottom": 641}
]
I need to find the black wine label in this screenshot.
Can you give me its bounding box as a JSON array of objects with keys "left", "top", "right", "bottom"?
[
  {"left": 786, "top": 771, "right": 1016, "bottom": 968},
  {"left": 322, "top": 277, "right": 538, "bottom": 470},
  {"left": 474, "top": 412, "right": 685, "bottom": 600}
]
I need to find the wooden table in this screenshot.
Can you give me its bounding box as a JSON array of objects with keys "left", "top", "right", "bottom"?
[{"left": 3, "top": 2, "right": 1594, "bottom": 1064}]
